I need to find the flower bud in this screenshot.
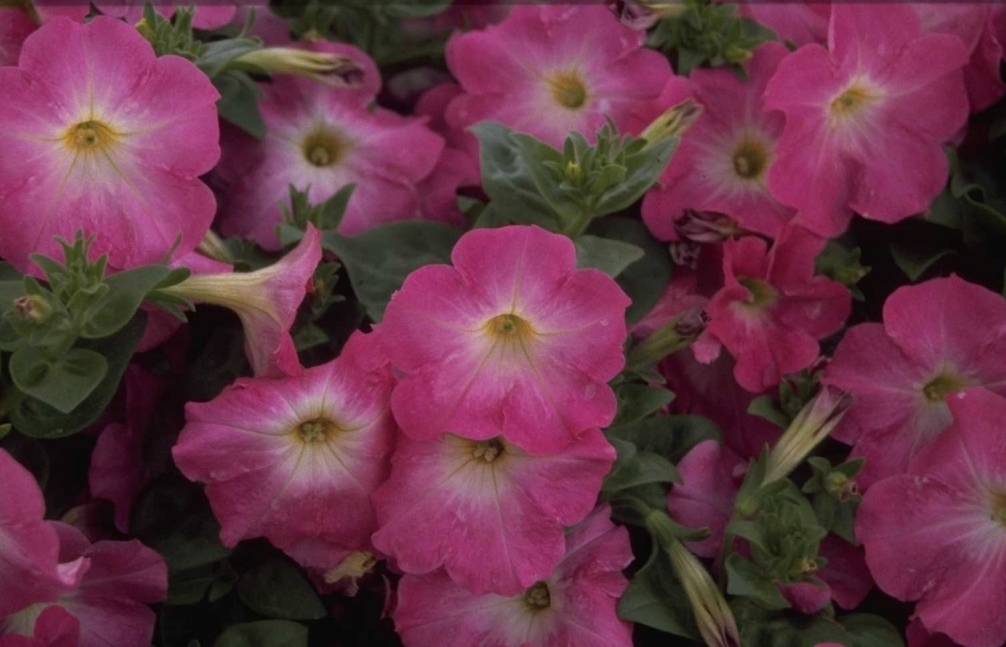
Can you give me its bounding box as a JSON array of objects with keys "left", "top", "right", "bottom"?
[
  {"left": 234, "top": 47, "right": 365, "bottom": 88},
  {"left": 196, "top": 230, "right": 234, "bottom": 265},
  {"left": 12, "top": 294, "right": 52, "bottom": 324},
  {"left": 640, "top": 98, "right": 703, "bottom": 148},
  {"left": 670, "top": 240, "right": 701, "bottom": 269},
  {"left": 162, "top": 225, "right": 322, "bottom": 378},
  {"left": 764, "top": 385, "right": 853, "bottom": 484},
  {"left": 666, "top": 539, "right": 740, "bottom": 647},
  {"left": 627, "top": 306, "right": 708, "bottom": 370}
]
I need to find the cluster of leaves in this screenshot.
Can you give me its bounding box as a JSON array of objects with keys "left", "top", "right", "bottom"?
[
  {"left": 0, "top": 235, "right": 187, "bottom": 440},
  {"left": 647, "top": 0, "right": 776, "bottom": 75}
]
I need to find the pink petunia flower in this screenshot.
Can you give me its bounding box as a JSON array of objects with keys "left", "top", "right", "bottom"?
[
  {"left": 823, "top": 276, "right": 1006, "bottom": 487},
  {"left": 737, "top": 1, "right": 829, "bottom": 47},
  {"left": 381, "top": 225, "right": 630, "bottom": 454},
  {"left": 218, "top": 41, "right": 449, "bottom": 249},
  {"left": 857, "top": 389, "right": 1006, "bottom": 647},
  {"left": 667, "top": 439, "right": 747, "bottom": 558},
  {"left": 0, "top": 606, "right": 78, "bottom": 647},
  {"left": 915, "top": 3, "right": 1006, "bottom": 113},
  {"left": 88, "top": 364, "right": 162, "bottom": 533},
  {"left": 443, "top": 4, "right": 674, "bottom": 153},
  {"left": 93, "top": 0, "right": 254, "bottom": 30},
  {"left": 705, "top": 225, "right": 851, "bottom": 393},
  {"left": 0, "top": 453, "right": 167, "bottom": 647},
  {"left": 161, "top": 225, "right": 322, "bottom": 378},
  {"left": 0, "top": 6, "right": 36, "bottom": 67},
  {"left": 371, "top": 428, "right": 614, "bottom": 596},
  {"left": 642, "top": 43, "right": 796, "bottom": 241},
  {"left": 393, "top": 505, "right": 633, "bottom": 647},
  {"left": 0, "top": 16, "right": 220, "bottom": 273},
  {"left": 764, "top": 4, "right": 970, "bottom": 237},
  {"left": 172, "top": 331, "right": 397, "bottom": 570}
]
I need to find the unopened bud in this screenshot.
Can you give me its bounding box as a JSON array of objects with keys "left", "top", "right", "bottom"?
[
  {"left": 628, "top": 306, "right": 708, "bottom": 371},
  {"left": 764, "top": 385, "right": 853, "bottom": 484},
  {"left": 196, "top": 230, "right": 234, "bottom": 265},
  {"left": 564, "top": 160, "right": 584, "bottom": 185},
  {"left": 666, "top": 540, "right": 741, "bottom": 647},
  {"left": 824, "top": 471, "right": 860, "bottom": 502},
  {"left": 607, "top": 0, "right": 660, "bottom": 30},
  {"left": 641, "top": 98, "right": 703, "bottom": 148},
  {"left": 12, "top": 295, "right": 51, "bottom": 324},
  {"left": 235, "top": 47, "right": 365, "bottom": 88},
  {"left": 676, "top": 210, "right": 741, "bottom": 244}
]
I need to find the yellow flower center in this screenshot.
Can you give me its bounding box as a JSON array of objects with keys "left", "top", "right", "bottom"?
[
  {"left": 522, "top": 581, "right": 551, "bottom": 610},
  {"left": 484, "top": 313, "right": 536, "bottom": 345},
  {"left": 829, "top": 83, "right": 878, "bottom": 121},
  {"left": 295, "top": 417, "right": 340, "bottom": 443},
  {"left": 547, "top": 71, "right": 588, "bottom": 110},
  {"left": 922, "top": 374, "right": 966, "bottom": 402},
  {"left": 63, "top": 120, "right": 119, "bottom": 153},
  {"left": 737, "top": 277, "right": 778, "bottom": 309},
  {"left": 301, "top": 127, "right": 349, "bottom": 168},
  {"left": 989, "top": 489, "right": 1006, "bottom": 527},
  {"left": 471, "top": 437, "right": 506, "bottom": 463},
  {"left": 731, "top": 136, "right": 769, "bottom": 180}
]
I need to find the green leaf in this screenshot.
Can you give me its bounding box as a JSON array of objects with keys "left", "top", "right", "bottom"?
[
  {"left": 588, "top": 217, "right": 672, "bottom": 323},
  {"left": 10, "top": 312, "right": 145, "bottom": 438},
  {"left": 594, "top": 137, "right": 678, "bottom": 216},
  {"left": 167, "top": 565, "right": 216, "bottom": 606},
  {"left": 196, "top": 38, "right": 260, "bottom": 78},
  {"left": 9, "top": 347, "right": 107, "bottom": 414},
  {"left": 725, "top": 553, "right": 790, "bottom": 610},
  {"left": 510, "top": 133, "right": 585, "bottom": 223},
  {"left": 213, "top": 621, "right": 309, "bottom": 647},
  {"left": 747, "top": 395, "right": 788, "bottom": 428},
  {"left": 323, "top": 221, "right": 461, "bottom": 321},
  {"left": 574, "top": 235, "right": 645, "bottom": 277},
  {"left": 81, "top": 265, "right": 173, "bottom": 338},
  {"left": 617, "top": 541, "right": 697, "bottom": 638},
  {"left": 603, "top": 442, "right": 681, "bottom": 494},
  {"left": 889, "top": 241, "right": 955, "bottom": 282},
  {"left": 608, "top": 414, "right": 721, "bottom": 464},
  {"left": 613, "top": 384, "right": 675, "bottom": 425},
  {"left": 215, "top": 73, "right": 266, "bottom": 139},
  {"left": 470, "top": 122, "right": 560, "bottom": 229},
  {"left": 237, "top": 559, "right": 327, "bottom": 621}
]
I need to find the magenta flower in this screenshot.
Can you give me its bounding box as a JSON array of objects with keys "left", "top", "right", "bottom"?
[
  {"left": 763, "top": 4, "right": 970, "bottom": 237},
  {"left": 218, "top": 41, "right": 449, "bottom": 249},
  {"left": 381, "top": 225, "right": 630, "bottom": 454},
  {"left": 394, "top": 505, "right": 633, "bottom": 647},
  {"left": 0, "top": 16, "right": 220, "bottom": 273},
  {"left": 0, "top": 452, "right": 167, "bottom": 647},
  {"left": 0, "top": 606, "right": 78, "bottom": 647},
  {"left": 443, "top": 4, "right": 673, "bottom": 151},
  {"left": 172, "top": 331, "right": 397, "bottom": 570},
  {"left": 823, "top": 276, "right": 1006, "bottom": 487},
  {"left": 667, "top": 439, "right": 746, "bottom": 558},
  {"left": 93, "top": 1, "right": 252, "bottom": 30},
  {"left": 88, "top": 365, "right": 162, "bottom": 533},
  {"left": 857, "top": 389, "right": 1006, "bottom": 647},
  {"left": 642, "top": 43, "right": 795, "bottom": 241},
  {"left": 371, "top": 428, "right": 614, "bottom": 595},
  {"left": 737, "top": 1, "right": 828, "bottom": 47},
  {"left": 706, "top": 225, "right": 851, "bottom": 393},
  {"left": 0, "top": 6, "right": 36, "bottom": 67}
]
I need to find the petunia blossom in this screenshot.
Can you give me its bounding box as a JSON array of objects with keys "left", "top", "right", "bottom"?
[
  {"left": 737, "top": 1, "right": 829, "bottom": 47},
  {"left": 764, "top": 4, "right": 970, "bottom": 237},
  {"left": 0, "top": 16, "right": 220, "bottom": 273},
  {"left": 394, "top": 505, "right": 633, "bottom": 647},
  {"left": 0, "top": 6, "right": 36, "bottom": 67},
  {"left": 823, "top": 275, "right": 1006, "bottom": 487},
  {"left": 642, "top": 43, "right": 795, "bottom": 241},
  {"left": 371, "top": 429, "right": 615, "bottom": 595},
  {"left": 0, "top": 453, "right": 167, "bottom": 647},
  {"left": 381, "top": 225, "right": 630, "bottom": 454},
  {"left": 705, "top": 225, "right": 851, "bottom": 393},
  {"left": 218, "top": 41, "right": 449, "bottom": 249},
  {"left": 857, "top": 389, "right": 1006, "bottom": 647},
  {"left": 160, "top": 224, "right": 323, "bottom": 378},
  {"left": 443, "top": 4, "right": 674, "bottom": 153},
  {"left": 172, "top": 331, "right": 397, "bottom": 571}
]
